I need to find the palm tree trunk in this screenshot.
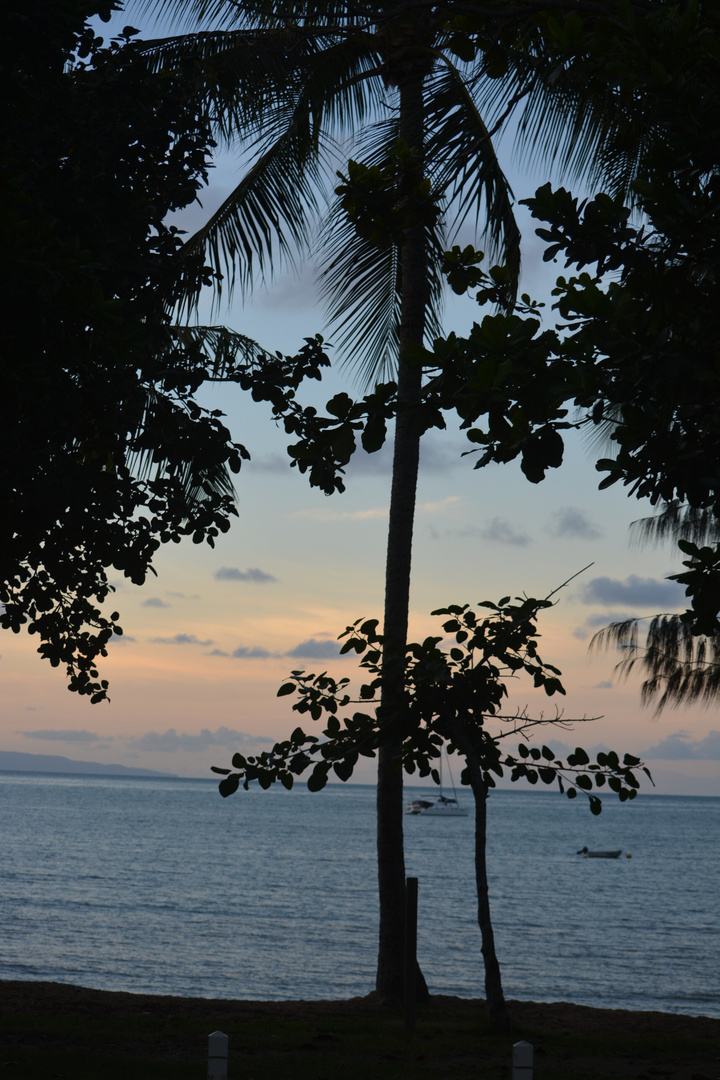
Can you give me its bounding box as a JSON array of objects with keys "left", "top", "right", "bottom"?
[{"left": 375, "top": 69, "right": 429, "bottom": 1003}]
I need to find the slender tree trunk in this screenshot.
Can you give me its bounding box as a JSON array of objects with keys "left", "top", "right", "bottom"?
[
  {"left": 471, "top": 772, "right": 510, "bottom": 1029},
  {"left": 375, "top": 69, "right": 429, "bottom": 1003},
  {"left": 448, "top": 720, "right": 510, "bottom": 1028}
]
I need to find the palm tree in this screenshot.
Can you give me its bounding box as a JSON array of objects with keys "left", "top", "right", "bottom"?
[
  {"left": 592, "top": 501, "right": 720, "bottom": 712},
  {"left": 132, "top": 0, "right": 639, "bottom": 1006}
]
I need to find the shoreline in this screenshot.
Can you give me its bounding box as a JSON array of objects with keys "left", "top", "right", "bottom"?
[{"left": 3, "top": 977, "right": 717, "bottom": 1027}]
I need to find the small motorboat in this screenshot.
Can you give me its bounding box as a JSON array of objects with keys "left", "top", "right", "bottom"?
[
  {"left": 405, "top": 795, "right": 468, "bottom": 817},
  {"left": 577, "top": 846, "right": 622, "bottom": 858}
]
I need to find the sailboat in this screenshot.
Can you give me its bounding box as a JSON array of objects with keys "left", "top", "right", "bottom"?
[{"left": 405, "top": 753, "right": 469, "bottom": 817}]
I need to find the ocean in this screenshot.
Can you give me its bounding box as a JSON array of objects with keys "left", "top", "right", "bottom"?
[{"left": 1, "top": 771, "right": 717, "bottom": 1017}]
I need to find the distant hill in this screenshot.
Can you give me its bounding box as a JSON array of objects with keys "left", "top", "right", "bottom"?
[{"left": 0, "top": 750, "right": 175, "bottom": 778}]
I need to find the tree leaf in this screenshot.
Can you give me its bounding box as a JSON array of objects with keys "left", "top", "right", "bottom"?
[
  {"left": 307, "top": 764, "right": 329, "bottom": 792},
  {"left": 219, "top": 774, "right": 240, "bottom": 798},
  {"left": 333, "top": 758, "right": 355, "bottom": 782}
]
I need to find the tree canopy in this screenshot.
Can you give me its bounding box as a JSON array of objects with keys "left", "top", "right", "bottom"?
[
  {"left": 522, "top": 0, "right": 720, "bottom": 706},
  {"left": 215, "top": 595, "right": 646, "bottom": 812},
  {"left": 212, "top": 590, "right": 649, "bottom": 1024},
  {"left": 271, "top": 0, "right": 720, "bottom": 709},
  {"left": 0, "top": 1, "right": 315, "bottom": 699}
]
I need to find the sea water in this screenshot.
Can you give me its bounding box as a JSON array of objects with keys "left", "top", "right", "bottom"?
[{"left": 1, "top": 771, "right": 717, "bottom": 1016}]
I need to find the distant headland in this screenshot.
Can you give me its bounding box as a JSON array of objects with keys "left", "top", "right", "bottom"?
[{"left": 0, "top": 750, "right": 175, "bottom": 778}]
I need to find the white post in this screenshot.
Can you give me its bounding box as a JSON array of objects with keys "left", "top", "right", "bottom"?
[
  {"left": 512, "top": 1039, "right": 533, "bottom": 1080},
  {"left": 208, "top": 1030, "right": 228, "bottom": 1080}
]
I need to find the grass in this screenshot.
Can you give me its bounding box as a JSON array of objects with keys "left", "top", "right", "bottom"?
[{"left": 1, "top": 982, "right": 717, "bottom": 1079}]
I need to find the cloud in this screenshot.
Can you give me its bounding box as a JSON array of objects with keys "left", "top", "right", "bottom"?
[
  {"left": 166, "top": 591, "right": 200, "bottom": 600},
  {"left": 208, "top": 645, "right": 277, "bottom": 659},
  {"left": 580, "top": 575, "right": 685, "bottom": 608},
  {"left": 417, "top": 496, "right": 461, "bottom": 516},
  {"left": 143, "top": 597, "right": 170, "bottom": 608},
  {"left": 640, "top": 730, "right": 720, "bottom": 760},
  {"left": 345, "top": 442, "right": 393, "bottom": 476},
  {"left": 214, "top": 727, "right": 276, "bottom": 749},
  {"left": 19, "top": 729, "right": 104, "bottom": 743},
  {"left": 127, "top": 727, "right": 275, "bottom": 752},
  {"left": 253, "top": 265, "right": 320, "bottom": 312},
  {"left": 214, "top": 567, "right": 278, "bottom": 583},
  {"left": 249, "top": 428, "right": 461, "bottom": 480},
  {"left": 466, "top": 517, "right": 531, "bottom": 547},
  {"left": 292, "top": 505, "right": 388, "bottom": 522},
  {"left": 591, "top": 681, "right": 614, "bottom": 689},
  {"left": 572, "top": 611, "right": 642, "bottom": 640},
  {"left": 586, "top": 610, "right": 642, "bottom": 628},
  {"left": 295, "top": 495, "right": 462, "bottom": 524},
  {"left": 231, "top": 645, "right": 275, "bottom": 659},
  {"left": 151, "top": 633, "right": 214, "bottom": 646},
  {"left": 249, "top": 452, "right": 294, "bottom": 473},
  {"left": 546, "top": 507, "right": 602, "bottom": 540},
  {"left": 108, "top": 633, "right": 136, "bottom": 645},
  {"left": 285, "top": 637, "right": 341, "bottom": 659},
  {"left": 419, "top": 438, "right": 470, "bottom": 472},
  {"left": 338, "top": 437, "right": 466, "bottom": 478}
]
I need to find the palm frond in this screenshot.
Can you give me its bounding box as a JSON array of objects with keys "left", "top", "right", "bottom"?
[
  {"left": 629, "top": 502, "right": 720, "bottom": 550},
  {"left": 130, "top": 418, "right": 238, "bottom": 510},
  {"left": 319, "top": 117, "right": 446, "bottom": 387},
  {"left": 129, "top": 1, "right": 643, "bottom": 388},
  {"left": 424, "top": 59, "right": 520, "bottom": 291},
  {"left": 138, "top": 0, "right": 370, "bottom": 32},
  {"left": 591, "top": 614, "right": 720, "bottom": 713},
  {"left": 182, "top": 117, "right": 330, "bottom": 302},
  {"left": 136, "top": 26, "right": 384, "bottom": 311},
  {"left": 127, "top": 324, "right": 275, "bottom": 509},
  {"left": 284, "top": 32, "right": 384, "bottom": 143},
  {"left": 474, "top": 30, "right": 648, "bottom": 202},
  {"left": 319, "top": 201, "right": 401, "bottom": 386},
  {"left": 169, "top": 324, "right": 274, "bottom": 377},
  {"left": 135, "top": 29, "right": 320, "bottom": 136},
  {"left": 200, "top": 30, "right": 383, "bottom": 147}
]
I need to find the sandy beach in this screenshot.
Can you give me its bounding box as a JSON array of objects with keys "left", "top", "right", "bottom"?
[{"left": 1, "top": 979, "right": 717, "bottom": 1079}]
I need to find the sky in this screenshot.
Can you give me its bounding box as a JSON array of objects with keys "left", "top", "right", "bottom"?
[{"left": 2, "top": 9, "right": 718, "bottom": 796}]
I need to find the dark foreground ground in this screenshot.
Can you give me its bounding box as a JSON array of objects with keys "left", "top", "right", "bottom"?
[{"left": 0, "top": 980, "right": 717, "bottom": 1080}]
